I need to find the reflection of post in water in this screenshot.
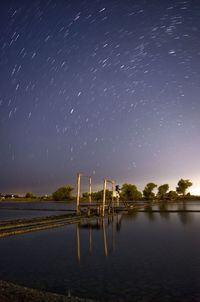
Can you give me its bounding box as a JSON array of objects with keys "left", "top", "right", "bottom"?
[
  {"left": 76, "top": 223, "right": 81, "bottom": 263},
  {"left": 76, "top": 217, "right": 117, "bottom": 261},
  {"left": 89, "top": 226, "right": 92, "bottom": 255},
  {"left": 103, "top": 216, "right": 116, "bottom": 255},
  {"left": 107, "top": 215, "right": 111, "bottom": 225},
  {"left": 112, "top": 215, "right": 116, "bottom": 252},
  {"left": 102, "top": 219, "right": 108, "bottom": 257},
  {"left": 116, "top": 213, "right": 122, "bottom": 232}
]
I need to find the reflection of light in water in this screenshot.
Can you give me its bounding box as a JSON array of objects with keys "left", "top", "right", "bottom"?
[
  {"left": 102, "top": 220, "right": 108, "bottom": 257},
  {"left": 76, "top": 224, "right": 80, "bottom": 263}
]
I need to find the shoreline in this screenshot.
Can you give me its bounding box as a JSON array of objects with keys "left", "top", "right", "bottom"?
[{"left": 0, "top": 280, "right": 96, "bottom": 302}]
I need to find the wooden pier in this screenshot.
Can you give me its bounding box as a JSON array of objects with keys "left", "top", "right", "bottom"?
[{"left": 76, "top": 173, "right": 128, "bottom": 216}]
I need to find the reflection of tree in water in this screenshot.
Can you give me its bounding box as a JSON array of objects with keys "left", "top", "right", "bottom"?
[
  {"left": 178, "top": 211, "right": 194, "bottom": 225},
  {"left": 159, "top": 202, "right": 170, "bottom": 220},
  {"left": 178, "top": 212, "right": 194, "bottom": 225},
  {"left": 176, "top": 202, "right": 193, "bottom": 225},
  {"left": 122, "top": 210, "right": 139, "bottom": 221},
  {"left": 144, "top": 204, "right": 152, "bottom": 211},
  {"left": 144, "top": 205, "right": 156, "bottom": 221},
  {"left": 159, "top": 202, "right": 168, "bottom": 211},
  {"left": 144, "top": 211, "right": 156, "bottom": 221},
  {"left": 178, "top": 202, "right": 187, "bottom": 211}
]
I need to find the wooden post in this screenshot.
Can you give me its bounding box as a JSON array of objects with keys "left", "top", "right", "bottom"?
[
  {"left": 112, "top": 180, "right": 115, "bottom": 208},
  {"left": 102, "top": 179, "right": 107, "bottom": 217},
  {"left": 117, "top": 193, "right": 119, "bottom": 207},
  {"left": 89, "top": 177, "right": 92, "bottom": 204},
  {"left": 76, "top": 173, "right": 81, "bottom": 215},
  {"left": 102, "top": 219, "right": 108, "bottom": 257}
]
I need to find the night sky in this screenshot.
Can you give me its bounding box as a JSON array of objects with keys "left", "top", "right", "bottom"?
[{"left": 1, "top": 0, "right": 200, "bottom": 195}]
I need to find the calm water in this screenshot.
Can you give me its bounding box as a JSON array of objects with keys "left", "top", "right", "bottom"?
[
  {"left": 0, "top": 202, "right": 200, "bottom": 301},
  {"left": 0, "top": 210, "right": 67, "bottom": 220},
  {"left": 0, "top": 201, "right": 75, "bottom": 210},
  {"left": 151, "top": 200, "right": 200, "bottom": 211},
  {"left": 0, "top": 200, "right": 200, "bottom": 220},
  {"left": 0, "top": 201, "right": 74, "bottom": 220}
]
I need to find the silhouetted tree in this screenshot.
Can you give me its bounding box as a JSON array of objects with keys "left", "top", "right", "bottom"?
[
  {"left": 25, "top": 192, "right": 34, "bottom": 198},
  {"left": 121, "top": 183, "right": 142, "bottom": 201},
  {"left": 157, "top": 184, "right": 169, "bottom": 200},
  {"left": 82, "top": 192, "right": 90, "bottom": 200},
  {"left": 52, "top": 186, "right": 74, "bottom": 201},
  {"left": 176, "top": 179, "right": 192, "bottom": 197},
  {"left": 143, "top": 182, "right": 157, "bottom": 200},
  {"left": 167, "top": 190, "right": 178, "bottom": 201},
  {"left": 91, "top": 189, "right": 112, "bottom": 201}
]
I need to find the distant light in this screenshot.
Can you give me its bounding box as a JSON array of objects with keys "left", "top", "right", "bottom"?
[{"left": 190, "top": 186, "right": 200, "bottom": 196}]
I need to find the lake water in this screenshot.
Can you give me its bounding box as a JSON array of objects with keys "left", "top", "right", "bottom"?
[
  {"left": 0, "top": 210, "right": 68, "bottom": 220},
  {"left": 0, "top": 201, "right": 74, "bottom": 220},
  {"left": 0, "top": 201, "right": 200, "bottom": 301},
  {"left": 1, "top": 200, "right": 199, "bottom": 221}
]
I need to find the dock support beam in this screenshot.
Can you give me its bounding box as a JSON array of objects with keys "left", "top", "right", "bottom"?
[
  {"left": 87, "top": 177, "right": 92, "bottom": 216},
  {"left": 76, "top": 173, "right": 81, "bottom": 215},
  {"left": 102, "top": 178, "right": 116, "bottom": 216},
  {"left": 102, "top": 179, "right": 107, "bottom": 217},
  {"left": 76, "top": 173, "right": 92, "bottom": 215},
  {"left": 89, "top": 177, "right": 92, "bottom": 203},
  {"left": 112, "top": 180, "right": 115, "bottom": 208}
]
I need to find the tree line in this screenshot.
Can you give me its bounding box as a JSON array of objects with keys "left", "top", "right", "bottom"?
[
  {"left": 1, "top": 178, "right": 193, "bottom": 202},
  {"left": 51, "top": 178, "right": 193, "bottom": 201}
]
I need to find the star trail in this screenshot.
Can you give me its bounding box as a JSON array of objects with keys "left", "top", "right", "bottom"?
[{"left": 0, "top": 0, "right": 200, "bottom": 195}]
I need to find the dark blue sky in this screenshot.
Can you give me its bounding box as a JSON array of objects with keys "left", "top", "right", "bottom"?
[{"left": 0, "top": 0, "right": 200, "bottom": 195}]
